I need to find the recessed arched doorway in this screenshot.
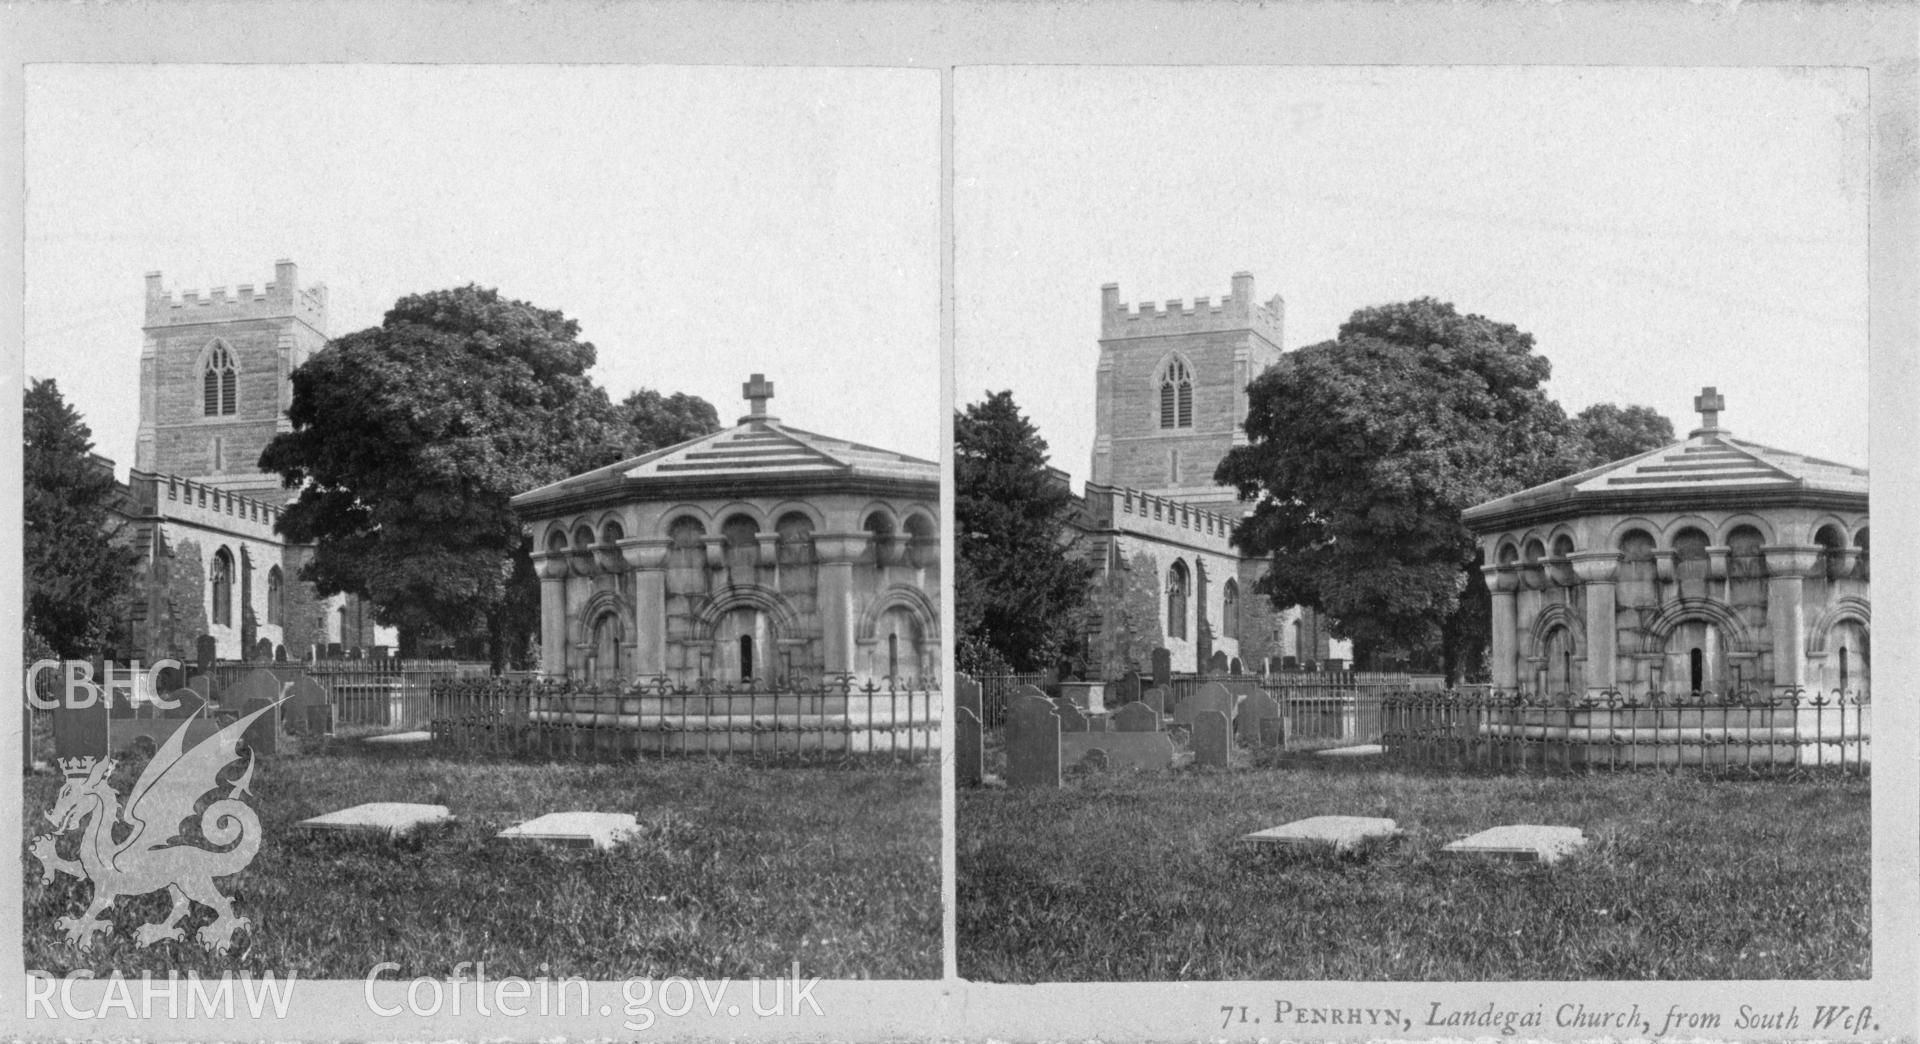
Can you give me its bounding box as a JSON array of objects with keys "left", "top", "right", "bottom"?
[{"left": 712, "top": 607, "right": 775, "bottom": 683}]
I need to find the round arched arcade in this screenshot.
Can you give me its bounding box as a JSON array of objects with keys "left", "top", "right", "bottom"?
[
  {"left": 1464, "top": 389, "right": 1868, "bottom": 698},
  {"left": 511, "top": 375, "right": 940, "bottom": 687}
]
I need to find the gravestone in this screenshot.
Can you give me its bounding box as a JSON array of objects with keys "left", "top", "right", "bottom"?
[
  {"left": 1111, "top": 670, "right": 1142, "bottom": 706},
  {"left": 194, "top": 635, "right": 217, "bottom": 672},
  {"left": 1229, "top": 657, "right": 1242, "bottom": 675},
  {"left": 1006, "top": 691, "right": 1062, "bottom": 788},
  {"left": 1173, "top": 681, "right": 1237, "bottom": 728},
  {"left": 1236, "top": 691, "right": 1284, "bottom": 748},
  {"left": 1441, "top": 825, "right": 1587, "bottom": 865},
  {"left": 274, "top": 645, "right": 288, "bottom": 664},
  {"left": 1150, "top": 648, "right": 1171, "bottom": 690},
  {"left": 496, "top": 812, "right": 640, "bottom": 851},
  {"left": 1070, "top": 747, "right": 1109, "bottom": 774},
  {"left": 326, "top": 642, "right": 343, "bottom": 660},
  {"left": 1054, "top": 699, "right": 1091, "bottom": 733},
  {"left": 1243, "top": 816, "right": 1399, "bottom": 852},
  {"left": 1192, "top": 710, "right": 1231, "bottom": 768},
  {"left": 1142, "top": 687, "right": 1168, "bottom": 716},
  {"left": 52, "top": 700, "right": 109, "bottom": 761},
  {"left": 238, "top": 697, "right": 281, "bottom": 754},
  {"left": 153, "top": 662, "right": 184, "bottom": 693},
  {"left": 253, "top": 639, "right": 272, "bottom": 662},
  {"left": 1112, "top": 702, "right": 1160, "bottom": 732},
  {"left": 159, "top": 687, "right": 208, "bottom": 719},
  {"left": 1208, "top": 651, "right": 1229, "bottom": 676},
  {"left": 298, "top": 803, "right": 453, "bottom": 839},
  {"left": 955, "top": 674, "right": 984, "bottom": 788},
  {"left": 955, "top": 706, "right": 985, "bottom": 787},
  {"left": 224, "top": 669, "right": 285, "bottom": 708},
  {"left": 1061, "top": 731, "right": 1175, "bottom": 773}
]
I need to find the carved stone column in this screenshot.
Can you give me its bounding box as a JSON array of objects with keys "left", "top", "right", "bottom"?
[
  {"left": 812, "top": 533, "right": 870, "bottom": 677},
  {"left": 1764, "top": 546, "right": 1823, "bottom": 692},
  {"left": 534, "top": 552, "right": 571, "bottom": 679},
  {"left": 1570, "top": 551, "right": 1622, "bottom": 693},
  {"left": 1485, "top": 564, "right": 1521, "bottom": 689},
  {"left": 620, "top": 539, "right": 671, "bottom": 678}
]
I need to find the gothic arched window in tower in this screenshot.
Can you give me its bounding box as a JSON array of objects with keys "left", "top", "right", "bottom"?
[
  {"left": 1158, "top": 357, "right": 1193, "bottom": 430},
  {"left": 203, "top": 342, "right": 238, "bottom": 417},
  {"left": 1166, "top": 559, "right": 1190, "bottom": 641}
]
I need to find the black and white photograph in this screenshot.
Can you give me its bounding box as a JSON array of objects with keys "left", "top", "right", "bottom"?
[
  {"left": 19, "top": 64, "right": 943, "bottom": 985},
  {"left": 2, "top": 2, "right": 1915, "bottom": 1042},
  {"left": 953, "top": 65, "right": 1875, "bottom": 986}
]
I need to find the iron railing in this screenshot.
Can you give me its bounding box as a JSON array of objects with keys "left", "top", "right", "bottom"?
[
  {"left": 975, "top": 673, "right": 1045, "bottom": 728},
  {"left": 198, "top": 659, "right": 484, "bottom": 730},
  {"left": 428, "top": 675, "right": 942, "bottom": 760},
  {"left": 1380, "top": 687, "right": 1869, "bottom": 775}
]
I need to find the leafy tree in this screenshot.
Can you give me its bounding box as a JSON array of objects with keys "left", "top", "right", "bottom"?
[
  {"left": 1571, "top": 402, "right": 1675, "bottom": 467},
  {"left": 619, "top": 388, "right": 720, "bottom": 451},
  {"left": 24, "top": 378, "right": 136, "bottom": 659},
  {"left": 261, "top": 285, "right": 711, "bottom": 668},
  {"left": 955, "top": 391, "right": 1093, "bottom": 673},
  {"left": 1216, "top": 298, "right": 1588, "bottom": 682}
]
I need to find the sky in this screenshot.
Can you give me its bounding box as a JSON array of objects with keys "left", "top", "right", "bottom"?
[
  {"left": 24, "top": 65, "right": 942, "bottom": 473},
  {"left": 955, "top": 66, "right": 1870, "bottom": 487}
]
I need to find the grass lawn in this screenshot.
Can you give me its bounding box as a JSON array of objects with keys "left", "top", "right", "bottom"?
[
  {"left": 958, "top": 745, "right": 1869, "bottom": 982},
  {"left": 24, "top": 738, "right": 940, "bottom": 980}
]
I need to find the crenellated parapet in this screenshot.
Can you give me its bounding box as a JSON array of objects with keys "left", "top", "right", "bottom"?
[
  {"left": 128, "top": 469, "right": 286, "bottom": 538},
  {"left": 1084, "top": 482, "right": 1242, "bottom": 552},
  {"left": 144, "top": 259, "right": 328, "bottom": 332},
  {"left": 1100, "top": 270, "right": 1284, "bottom": 346}
]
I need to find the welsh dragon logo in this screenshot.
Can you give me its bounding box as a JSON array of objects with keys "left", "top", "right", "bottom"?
[{"left": 29, "top": 695, "right": 285, "bottom": 953}]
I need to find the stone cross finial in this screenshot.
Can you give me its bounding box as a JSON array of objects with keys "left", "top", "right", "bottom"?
[
  {"left": 743, "top": 374, "right": 774, "bottom": 417},
  {"left": 1693, "top": 386, "right": 1725, "bottom": 431}
]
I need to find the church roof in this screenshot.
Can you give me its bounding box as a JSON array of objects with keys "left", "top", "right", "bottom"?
[
  {"left": 1464, "top": 388, "right": 1867, "bottom": 530},
  {"left": 512, "top": 375, "right": 935, "bottom": 515}
]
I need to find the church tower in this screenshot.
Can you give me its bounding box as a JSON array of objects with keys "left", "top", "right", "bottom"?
[
  {"left": 135, "top": 260, "right": 329, "bottom": 500},
  {"left": 1089, "top": 271, "right": 1284, "bottom": 514}
]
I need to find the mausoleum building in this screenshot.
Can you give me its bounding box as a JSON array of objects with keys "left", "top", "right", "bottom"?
[
  {"left": 1463, "top": 389, "right": 1869, "bottom": 697},
  {"left": 512, "top": 376, "right": 940, "bottom": 687}
]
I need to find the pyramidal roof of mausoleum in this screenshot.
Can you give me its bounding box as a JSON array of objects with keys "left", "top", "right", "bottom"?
[
  {"left": 1463, "top": 387, "right": 1867, "bottom": 530},
  {"left": 512, "top": 374, "right": 935, "bottom": 514}
]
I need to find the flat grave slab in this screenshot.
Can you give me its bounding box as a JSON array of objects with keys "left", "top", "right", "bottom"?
[
  {"left": 497, "top": 811, "right": 641, "bottom": 851},
  {"left": 297, "top": 802, "right": 453, "bottom": 839},
  {"left": 363, "top": 731, "right": 434, "bottom": 746},
  {"left": 1243, "top": 815, "right": 1399, "bottom": 852},
  {"left": 1315, "top": 744, "right": 1385, "bottom": 758},
  {"left": 1442, "top": 825, "right": 1587, "bottom": 865}
]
